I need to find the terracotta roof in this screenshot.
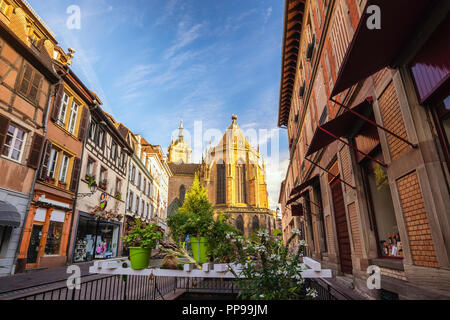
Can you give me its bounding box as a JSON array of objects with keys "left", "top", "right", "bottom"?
[{"left": 168, "top": 163, "right": 201, "bottom": 176}]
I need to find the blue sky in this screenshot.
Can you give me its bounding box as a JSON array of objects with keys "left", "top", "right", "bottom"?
[{"left": 28, "top": 0, "right": 289, "bottom": 209}]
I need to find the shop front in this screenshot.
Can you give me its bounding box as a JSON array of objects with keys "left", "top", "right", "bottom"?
[
  {"left": 73, "top": 212, "right": 121, "bottom": 263},
  {"left": 18, "top": 194, "right": 73, "bottom": 271}
]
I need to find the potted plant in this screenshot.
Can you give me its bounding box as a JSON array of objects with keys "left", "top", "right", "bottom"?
[
  {"left": 58, "top": 181, "right": 67, "bottom": 188},
  {"left": 167, "top": 174, "right": 214, "bottom": 264},
  {"left": 228, "top": 229, "right": 318, "bottom": 300},
  {"left": 99, "top": 180, "right": 107, "bottom": 190},
  {"left": 122, "top": 219, "right": 163, "bottom": 270},
  {"left": 115, "top": 192, "right": 122, "bottom": 201}
]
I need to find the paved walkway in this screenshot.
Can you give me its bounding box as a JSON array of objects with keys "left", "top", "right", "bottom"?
[{"left": 0, "top": 262, "right": 94, "bottom": 298}]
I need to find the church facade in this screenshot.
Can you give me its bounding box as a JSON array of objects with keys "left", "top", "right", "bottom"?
[{"left": 167, "top": 115, "right": 276, "bottom": 237}]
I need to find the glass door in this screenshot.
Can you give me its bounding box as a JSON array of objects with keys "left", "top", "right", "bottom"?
[{"left": 27, "top": 225, "right": 43, "bottom": 264}]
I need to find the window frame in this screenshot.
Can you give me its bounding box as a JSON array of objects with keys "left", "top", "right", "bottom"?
[
  {"left": 58, "top": 154, "right": 70, "bottom": 183},
  {"left": 57, "top": 92, "right": 70, "bottom": 127},
  {"left": 47, "top": 148, "right": 60, "bottom": 178},
  {"left": 67, "top": 100, "right": 79, "bottom": 135},
  {"left": 1, "top": 123, "right": 27, "bottom": 163}
]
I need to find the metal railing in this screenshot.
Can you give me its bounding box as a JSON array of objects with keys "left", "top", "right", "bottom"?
[
  {"left": 12, "top": 276, "right": 351, "bottom": 301},
  {"left": 15, "top": 275, "right": 177, "bottom": 301}
]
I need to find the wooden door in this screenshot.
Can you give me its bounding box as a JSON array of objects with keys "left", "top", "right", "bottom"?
[{"left": 330, "top": 179, "right": 353, "bottom": 274}]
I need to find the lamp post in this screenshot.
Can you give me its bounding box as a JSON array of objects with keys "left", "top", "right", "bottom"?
[{"left": 78, "top": 182, "right": 98, "bottom": 198}]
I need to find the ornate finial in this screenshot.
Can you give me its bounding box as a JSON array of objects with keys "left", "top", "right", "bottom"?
[
  {"left": 232, "top": 114, "right": 238, "bottom": 121},
  {"left": 178, "top": 117, "right": 184, "bottom": 139}
]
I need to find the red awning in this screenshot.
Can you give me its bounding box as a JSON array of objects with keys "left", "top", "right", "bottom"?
[
  {"left": 289, "top": 175, "right": 320, "bottom": 197},
  {"left": 331, "top": 0, "right": 434, "bottom": 97},
  {"left": 306, "top": 98, "right": 373, "bottom": 157},
  {"left": 291, "top": 204, "right": 304, "bottom": 217}
]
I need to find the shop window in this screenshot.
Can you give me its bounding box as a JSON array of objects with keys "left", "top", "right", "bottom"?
[
  {"left": 73, "top": 215, "right": 120, "bottom": 262},
  {"left": 1, "top": 123, "right": 27, "bottom": 162},
  {"left": 18, "top": 63, "right": 42, "bottom": 102},
  {"left": 44, "top": 210, "right": 65, "bottom": 256},
  {"left": 361, "top": 150, "right": 403, "bottom": 259}
]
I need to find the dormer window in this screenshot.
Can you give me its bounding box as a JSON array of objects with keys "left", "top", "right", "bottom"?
[
  {"left": 29, "top": 32, "right": 41, "bottom": 47},
  {"left": 0, "top": 0, "right": 10, "bottom": 17}
]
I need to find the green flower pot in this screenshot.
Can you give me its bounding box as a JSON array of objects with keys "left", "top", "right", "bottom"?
[
  {"left": 190, "top": 237, "right": 208, "bottom": 264},
  {"left": 129, "top": 247, "right": 152, "bottom": 270}
]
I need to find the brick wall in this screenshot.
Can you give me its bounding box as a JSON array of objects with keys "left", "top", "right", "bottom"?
[
  {"left": 326, "top": 215, "right": 335, "bottom": 254},
  {"left": 348, "top": 202, "right": 363, "bottom": 257},
  {"left": 378, "top": 82, "right": 410, "bottom": 160},
  {"left": 397, "top": 171, "right": 438, "bottom": 268},
  {"left": 340, "top": 146, "right": 353, "bottom": 192},
  {"left": 380, "top": 267, "right": 407, "bottom": 281}
]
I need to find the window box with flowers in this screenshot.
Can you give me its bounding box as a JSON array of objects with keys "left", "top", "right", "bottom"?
[
  {"left": 58, "top": 181, "right": 67, "bottom": 189},
  {"left": 99, "top": 180, "right": 108, "bottom": 190},
  {"left": 45, "top": 176, "right": 56, "bottom": 185}
]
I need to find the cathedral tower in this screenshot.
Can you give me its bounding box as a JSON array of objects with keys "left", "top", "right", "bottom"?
[{"left": 167, "top": 118, "right": 192, "bottom": 164}]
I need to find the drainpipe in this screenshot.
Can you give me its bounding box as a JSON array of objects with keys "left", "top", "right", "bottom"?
[{"left": 11, "top": 76, "right": 60, "bottom": 274}]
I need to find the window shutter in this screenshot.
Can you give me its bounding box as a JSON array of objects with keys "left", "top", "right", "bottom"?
[
  {"left": 29, "top": 72, "right": 42, "bottom": 102},
  {"left": 78, "top": 106, "right": 89, "bottom": 141},
  {"left": 27, "top": 133, "right": 44, "bottom": 169},
  {"left": 50, "top": 84, "right": 64, "bottom": 122},
  {"left": 70, "top": 157, "right": 81, "bottom": 193},
  {"left": 38, "top": 139, "right": 52, "bottom": 180},
  {"left": 19, "top": 64, "right": 33, "bottom": 96},
  {"left": 0, "top": 114, "right": 10, "bottom": 155}
]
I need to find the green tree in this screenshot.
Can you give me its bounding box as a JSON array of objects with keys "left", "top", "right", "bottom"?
[{"left": 168, "top": 174, "right": 215, "bottom": 242}]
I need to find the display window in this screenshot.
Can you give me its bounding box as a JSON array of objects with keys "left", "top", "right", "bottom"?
[
  {"left": 44, "top": 210, "right": 66, "bottom": 255},
  {"left": 73, "top": 214, "right": 120, "bottom": 263},
  {"left": 360, "top": 148, "right": 403, "bottom": 259}
]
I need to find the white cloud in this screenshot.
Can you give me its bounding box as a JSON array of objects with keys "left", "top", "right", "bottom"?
[{"left": 164, "top": 19, "right": 203, "bottom": 60}]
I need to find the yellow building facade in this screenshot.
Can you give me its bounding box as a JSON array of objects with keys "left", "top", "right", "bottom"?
[{"left": 168, "top": 115, "right": 275, "bottom": 237}]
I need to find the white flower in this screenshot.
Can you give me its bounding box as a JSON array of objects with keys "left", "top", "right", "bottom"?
[
  {"left": 292, "top": 229, "right": 302, "bottom": 236},
  {"left": 260, "top": 294, "right": 265, "bottom": 298}
]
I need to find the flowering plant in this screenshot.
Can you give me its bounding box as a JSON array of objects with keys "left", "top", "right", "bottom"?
[
  {"left": 122, "top": 219, "right": 162, "bottom": 248},
  {"left": 227, "top": 228, "right": 318, "bottom": 300}
]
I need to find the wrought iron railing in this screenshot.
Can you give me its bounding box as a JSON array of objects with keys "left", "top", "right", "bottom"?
[{"left": 10, "top": 276, "right": 351, "bottom": 301}]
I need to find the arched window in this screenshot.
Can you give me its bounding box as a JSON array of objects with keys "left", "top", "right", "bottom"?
[
  {"left": 252, "top": 216, "right": 259, "bottom": 233},
  {"left": 268, "top": 218, "right": 271, "bottom": 234},
  {"left": 179, "top": 185, "right": 186, "bottom": 203},
  {"left": 235, "top": 164, "right": 246, "bottom": 204},
  {"left": 235, "top": 215, "right": 244, "bottom": 233},
  {"left": 217, "top": 164, "right": 226, "bottom": 204}
]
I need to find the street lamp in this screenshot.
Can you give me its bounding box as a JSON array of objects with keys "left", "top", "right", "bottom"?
[{"left": 78, "top": 181, "right": 98, "bottom": 198}]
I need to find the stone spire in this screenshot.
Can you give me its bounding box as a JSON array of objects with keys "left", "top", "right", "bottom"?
[{"left": 178, "top": 117, "right": 184, "bottom": 140}]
